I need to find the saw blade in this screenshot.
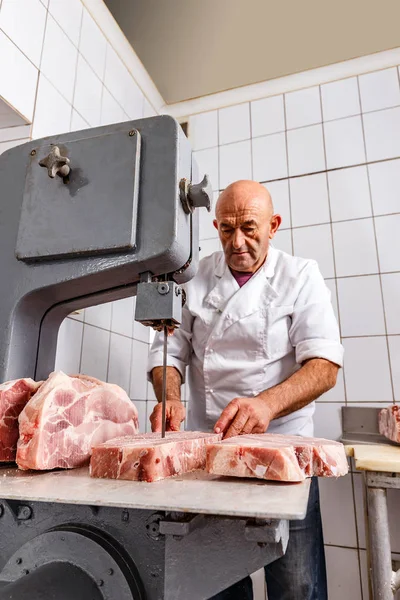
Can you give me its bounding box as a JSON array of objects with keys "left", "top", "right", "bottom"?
[{"left": 161, "top": 325, "right": 167, "bottom": 438}]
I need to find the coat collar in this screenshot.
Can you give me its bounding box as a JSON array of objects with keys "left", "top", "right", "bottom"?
[{"left": 205, "top": 247, "right": 279, "bottom": 316}]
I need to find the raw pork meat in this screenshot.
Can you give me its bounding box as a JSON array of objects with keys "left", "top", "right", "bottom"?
[
  {"left": 0, "top": 378, "right": 42, "bottom": 461},
  {"left": 206, "top": 433, "right": 348, "bottom": 482},
  {"left": 379, "top": 405, "right": 400, "bottom": 443},
  {"left": 17, "top": 372, "right": 138, "bottom": 470},
  {"left": 90, "top": 431, "right": 222, "bottom": 482}
]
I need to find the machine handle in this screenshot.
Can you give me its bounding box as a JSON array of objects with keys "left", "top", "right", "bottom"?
[
  {"left": 180, "top": 174, "right": 212, "bottom": 214},
  {"left": 188, "top": 174, "right": 212, "bottom": 212},
  {"left": 39, "top": 145, "right": 71, "bottom": 178}
]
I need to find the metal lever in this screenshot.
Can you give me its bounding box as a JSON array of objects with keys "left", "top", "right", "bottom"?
[
  {"left": 39, "top": 146, "right": 71, "bottom": 178},
  {"left": 180, "top": 174, "right": 212, "bottom": 214}
]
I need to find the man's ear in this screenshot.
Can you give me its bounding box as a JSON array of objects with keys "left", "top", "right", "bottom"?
[
  {"left": 269, "top": 214, "right": 282, "bottom": 238},
  {"left": 213, "top": 219, "right": 218, "bottom": 230}
]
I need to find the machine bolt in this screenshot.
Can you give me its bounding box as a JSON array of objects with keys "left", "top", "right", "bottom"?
[
  {"left": 17, "top": 505, "right": 32, "bottom": 520},
  {"left": 121, "top": 509, "right": 129, "bottom": 522},
  {"left": 129, "top": 130, "right": 136, "bottom": 136},
  {"left": 30, "top": 149, "right": 36, "bottom": 156},
  {"left": 107, "top": 568, "right": 114, "bottom": 576},
  {"left": 145, "top": 514, "right": 162, "bottom": 540},
  {"left": 16, "top": 558, "right": 22, "bottom": 565},
  {"left": 98, "top": 579, "right": 104, "bottom": 587},
  {"left": 157, "top": 282, "right": 170, "bottom": 295}
]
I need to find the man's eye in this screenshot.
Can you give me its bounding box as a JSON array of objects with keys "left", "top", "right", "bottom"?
[
  {"left": 243, "top": 228, "right": 255, "bottom": 233},
  {"left": 221, "top": 228, "right": 233, "bottom": 234}
]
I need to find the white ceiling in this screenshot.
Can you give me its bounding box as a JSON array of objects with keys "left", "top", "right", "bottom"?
[{"left": 105, "top": 0, "right": 400, "bottom": 104}]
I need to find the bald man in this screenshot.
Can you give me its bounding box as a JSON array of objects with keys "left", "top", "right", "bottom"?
[{"left": 148, "top": 180, "right": 343, "bottom": 600}]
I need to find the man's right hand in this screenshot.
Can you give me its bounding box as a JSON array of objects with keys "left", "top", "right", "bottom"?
[{"left": 150, "top": 400, "right": 186, "bottom": 432}]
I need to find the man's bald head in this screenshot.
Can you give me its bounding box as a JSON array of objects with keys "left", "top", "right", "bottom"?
[
  {"left": 213, "top": 180, "right": 281, "bottom": 273},
  {"left": 216, "top": 180, "right": 273, "bottom": 221}
]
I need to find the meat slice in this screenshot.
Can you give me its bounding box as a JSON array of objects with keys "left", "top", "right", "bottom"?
[
  {"left": 379, "top": 405, "right": 400, "bottom": 443},
  {"left": 206, "top": 433, "right": 348, "bottom": 482},
  {"left": 0, "top": 379, "right": 42, "bottom": 462},
  {"left": 17, "top": 371, "right": 138, "bottom": 470},
  {"left": 90, "top": 431, "right": 222, "bottom": 482}
]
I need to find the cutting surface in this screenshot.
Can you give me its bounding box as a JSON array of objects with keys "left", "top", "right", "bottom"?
[
  {"left": 0, "top": 466, "right": 310, "bottom": 520},
  {"left": 345, "top": 444, "right": 400, "bottom": 473}
]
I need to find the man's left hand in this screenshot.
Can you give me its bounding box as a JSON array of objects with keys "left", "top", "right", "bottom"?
[{"left": 214, "top": 396, "right": 273, "bottom": 438}]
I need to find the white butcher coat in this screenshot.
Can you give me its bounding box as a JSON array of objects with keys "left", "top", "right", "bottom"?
[{"left": 147, "top": 247, "right": 344, "bottom": 437}]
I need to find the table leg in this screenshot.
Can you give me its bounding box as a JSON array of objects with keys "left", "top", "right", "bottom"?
[{"left": 366, "top": 483, "right": 393, "bottom": 599}]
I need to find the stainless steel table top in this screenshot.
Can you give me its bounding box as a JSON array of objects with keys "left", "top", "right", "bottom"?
[{"left": 0, "top": 466, "right": 310, "bottom": 520}]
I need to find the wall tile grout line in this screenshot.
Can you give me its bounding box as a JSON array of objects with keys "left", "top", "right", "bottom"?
[
  {"left": 350, "top": 469, "right": 365, "bottom": 597},
  {"left": 248, "top": 101, "right": 254, "bottom": 181},
  {"left": 341, "top": 333, "right": 400, "bottom": 340},
  {"left": 194, "top": 146, "right": 399, "bottom": 183},
  {"left": 0, "top": 27, "right": 41, "bottom": 72},
  {"left": 357, "top": 75, "right": 396, "bottom": 404},
  {"left": 282, "top": 89, "right": 294, "bottom": 254},
  {"left": 69, "top": 1, "right": 84, "bottom": 131},
  {"left": 318, "top": 86, "right": 347, "bottom": 405},
  {"left": 179, "top": 101, "right": 400, "bottom": 143},
  {"left": 26, "top": 1, "right": 49, "bottom": 140},
  {"left": 216, "top": 106, "right": 220, "bottom": 193},
  {"left": 78, "top": 322, "right": 86, "bottom": 374},
  {"left": 258, "top": 155, "right": 400, "bottom": 184},
  {"left": 318, "top": 83, "right": 348, "bottom": 404}
]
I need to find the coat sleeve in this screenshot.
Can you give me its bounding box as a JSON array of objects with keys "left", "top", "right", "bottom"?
[
  {"left": 147, "top": 303, "right": 194, "bottom": 384},
  {"left": 289, "top": 261, "right": 344, "bottom": 367}
]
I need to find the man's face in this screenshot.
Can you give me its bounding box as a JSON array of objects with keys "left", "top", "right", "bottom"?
[{"left": 214, "top": 196, "right": 281, "bottom": 273}]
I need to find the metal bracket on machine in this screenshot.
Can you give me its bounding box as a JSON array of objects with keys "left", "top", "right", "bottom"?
[
  {"left": 134, "top": 272, "right": 185, "bottom": 331},
  {"left": 156, "top": 511, "right": 289, "bottom": 547},
  {"left": 244, "top": 518, "right": 289, "bottom": 545}
]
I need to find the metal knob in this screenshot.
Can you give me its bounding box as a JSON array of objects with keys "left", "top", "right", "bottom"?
[
  {"left": 180, "top": 174, "right": 212, "bottom": 214},
  {"left": 39, "top": 145, "right": 71, "bottom": 178}
]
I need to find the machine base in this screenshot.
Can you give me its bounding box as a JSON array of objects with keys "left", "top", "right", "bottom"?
[{"left": 0, "top": 499, "right": 289, "bottom": 600}]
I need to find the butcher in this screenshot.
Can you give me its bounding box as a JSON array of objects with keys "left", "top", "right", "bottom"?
[{"left": 147, "top": 179, "right": 343, "bottom": 600}]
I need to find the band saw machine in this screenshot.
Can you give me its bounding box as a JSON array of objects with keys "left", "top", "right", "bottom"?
[{"left": 0, "top": 115, "right": 310, "bottom": 599}]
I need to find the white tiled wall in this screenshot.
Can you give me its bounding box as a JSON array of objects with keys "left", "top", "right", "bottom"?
[
  {"left": 0, "top": 0, "right": 157, "bottom": 435},
  {"left": 188, "top": 65, "right": 400, "bottom": 599}
]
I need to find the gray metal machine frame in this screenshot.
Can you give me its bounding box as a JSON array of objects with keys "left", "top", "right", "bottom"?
[{"left": 0, "top": 117, "right": 310, "bottom": 599}]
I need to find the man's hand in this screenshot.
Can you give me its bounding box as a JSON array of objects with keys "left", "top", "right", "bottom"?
[
  {"left": 150, "top": 400, "right": 186, "bottom": 433},
  {"left": 214, "top": 397, "right": 273, "bottom": 439}
]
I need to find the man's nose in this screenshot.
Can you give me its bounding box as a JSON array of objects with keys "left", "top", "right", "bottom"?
[{"left": 232, "top": 229, "right": 245, "bottom": 249}]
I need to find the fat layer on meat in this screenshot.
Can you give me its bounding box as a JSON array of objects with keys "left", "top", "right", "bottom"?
[
  {"left": 206, "top": 433, "right": 349, "bottom": 482},
  {"left": 90, "top": 431, "right": 222, "bottom": 482}
]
